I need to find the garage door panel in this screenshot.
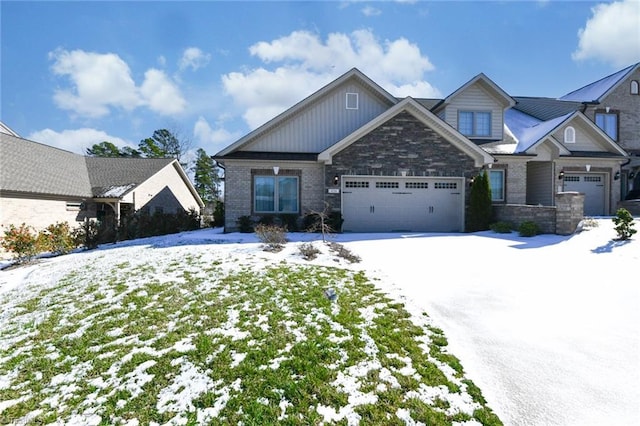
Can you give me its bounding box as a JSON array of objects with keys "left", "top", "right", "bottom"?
[
  {"left": 342, "top": 177, "right": 463, "bottom": 232},
  {"left": 563, "top": 174, "right": 605, "bottom": 216}
]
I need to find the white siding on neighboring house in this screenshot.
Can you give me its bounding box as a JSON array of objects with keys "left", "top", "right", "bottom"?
[
  {"left": 444, "top": 84, "right": 504, "bottom": 140},
  {"left": 244, "top": 81, "right": 392, "bottom": 153},
  {"left": 133, "top": 164, "right": 201, "bottom": 213}
]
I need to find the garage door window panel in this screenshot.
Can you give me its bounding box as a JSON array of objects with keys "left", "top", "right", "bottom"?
[{"left": 254, "top": 176, "right": 299, "bottom": 213}]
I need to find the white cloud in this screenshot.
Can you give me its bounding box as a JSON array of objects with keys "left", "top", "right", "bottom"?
[
  {"left": 49, "top": 48, "right": 187, "bottom": 118},
  {"left": 572, "top": 0, "right": 640, "bottom": 67},
  {"left": 179, "top": 47, "right": 211, "bottom": 71},
  {"left": 140, "top": 69, "right": 187, "bottom": 115},
  {"left": 362, "top": 6, "right": 381, "bottom": 17},
  {"left": 223, "top": 29, "right": 439, "bottom": 129},
  {"left": 193, "top": 116, "right": 242, "bottom": 153},
  {"left": 28, "top": 128, "right": 133, "bottom": 155},
  {"left": 49, "top": 49, "right": 140, "bottom": 117}
]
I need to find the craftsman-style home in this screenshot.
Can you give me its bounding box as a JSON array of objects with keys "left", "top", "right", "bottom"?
[{"left": 215, "top": 63, "right": 639, "bottom": 233}]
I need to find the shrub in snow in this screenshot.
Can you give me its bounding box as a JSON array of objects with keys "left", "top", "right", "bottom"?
[
  {"left": 37, "top": 222, "right": 76, "bottom": 255},
  {"left": 299, "top": 242, "right": 320, "bottom": 260},
  {"left": 612, "top": 208, "right": 637, "bottom": 241},
  {"left": 1, "top": 223, "right": 40, "bottom": 264},
  {"left": 490, "top": 221, "right": 513, "bottom": 234},
  {"left": 255, "top": 224, "right": 287, "bottom": 251},
  {"left": 518, "top": 221, "right": 540, "bottom": 237}
]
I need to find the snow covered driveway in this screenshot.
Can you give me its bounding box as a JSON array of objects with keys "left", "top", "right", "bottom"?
[{"left": 345, "top": 219, "right": 640, "bottom": 426}]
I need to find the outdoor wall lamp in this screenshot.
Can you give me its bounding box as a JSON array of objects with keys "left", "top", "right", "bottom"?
[
  {"left": 585, "top": 164, "right": 591, "bottom": 172},
  {"left": 614, "top": 171, "right": 621, "bottom": 180},
  {"left": 273, "top": 166, "right": 280, "bottom": 175},
  {"left": 558, "top": 170, "right": 565, "bottom": 180},
  {"left": 629, "top": 171, "right": 636, "bottom": 180},
  {"left": 333, "top": 175, "right": 339, "bottom": 186}
]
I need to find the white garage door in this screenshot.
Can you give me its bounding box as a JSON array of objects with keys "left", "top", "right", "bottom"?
[
  {"left": 341, "top": 176, "right": 464, "bottom": 232},
  {"left": 563, "top": 174, "right": 606, "bottom": 216}
]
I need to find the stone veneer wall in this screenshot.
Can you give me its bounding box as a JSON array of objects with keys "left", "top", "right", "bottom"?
[
  {"left": 493, "top": 192, "right": 585, "bottom": 235},
  {"left": 324, "top": 111, "right": 479, "bottom": 209}
]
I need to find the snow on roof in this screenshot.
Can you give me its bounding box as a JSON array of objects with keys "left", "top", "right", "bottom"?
[
  {"left": 559, "top": 63, "right": 638, "bottom": 102},
  {"left": 94, "top": 183, "right": 137, "bottom": 198}
]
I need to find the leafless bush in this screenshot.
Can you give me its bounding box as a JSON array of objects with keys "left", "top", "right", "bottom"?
[{"left": 254, "top": 224, "right": 287, "bottom": 251}]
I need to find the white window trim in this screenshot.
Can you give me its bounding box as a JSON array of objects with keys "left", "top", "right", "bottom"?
[
  {"left": 631, "top": 80, "right": 639, "bottom": 95},
  {"left": 458, "top": 110, "right": 492, "bottom": 137},
  {"left": 346, "top": 92, "right": 359, "bottom": 110},
  {"left": 564, "top": 126, "right": 576, "bottom": 143}
]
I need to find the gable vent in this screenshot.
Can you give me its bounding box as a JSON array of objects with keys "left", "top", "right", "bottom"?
[{"left": 346, "top": 92, "right": 359, "bottom": 110}]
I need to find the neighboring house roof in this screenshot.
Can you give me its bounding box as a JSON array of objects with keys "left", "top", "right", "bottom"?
[
  {"left": 215, "top": 68, "right": 399, "bottom": 157},
  {"left": 85, "top": 157, "right": 174, "bottom": 198},
  {"left": 0, "top": 132, "right": 92, "bottom": 197},
  {"left": 0, "top": 121, "right": 20, "bottom": 137},
  {"left": 512, "top": 97, "right": 583, "bottom": 121},
  {"left": 1, "top": 131, "right": 204, "bottom": 208},
  {"left": 559, "top": 62, "right": 640, "bottom": 102},
  {"left": 318, "top": 97, "right": 495, "bottom": 167}
]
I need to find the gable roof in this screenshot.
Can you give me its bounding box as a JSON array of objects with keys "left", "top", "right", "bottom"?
[
  {"left": 215, "top": 68, "right": 398, "bottom": 157},
  {"left": 505, "top": 109, "right": 628, "bottom": 157},
  {"left": 319, "top": 97, "right": 495, "bottom": 167},
  {"left": 1, "top": 131, "right": 203, "bottom": 207},
  {"left": 0, "top": 132, "right": 92, "bottom": 197},
  {"left": 439, "top": 73, "right": 516, "bottom": 109},
  {"left": 559, "top": 62, "right": 640, "bottom": 102},
  {"left": 85, "top": 157, "right": 174, "bottom": 197}
]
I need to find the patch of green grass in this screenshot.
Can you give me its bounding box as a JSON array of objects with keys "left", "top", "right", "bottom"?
[{"left": 0, "top": 249, "right": 502, "bottom": 425}]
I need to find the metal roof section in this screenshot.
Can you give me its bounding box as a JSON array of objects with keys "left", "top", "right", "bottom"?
[
  {"left": 0, "top": 132, "right": 92, "bottom": 197},
  {"left": 513, "top": 97, "right": 582, "bottom": 121},
  {"left": 559, "top": 62, "right": 639, "bottom": 102},
  {"left": 215, "top": 68, "right": 399, "bottom": 157},
  {"left": 439, "top": 73, "right": 516, "bottom": 109},
  {"left": 514, "top": 113, "right": 573, "bottom": 154},
  {"left": 319, "top": 97, "right": 495, "bottom": 167}
]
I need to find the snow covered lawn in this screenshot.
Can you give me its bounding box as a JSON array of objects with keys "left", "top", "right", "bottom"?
[{"left": 0, "top": 233, "right": 500, "bottom": 425}]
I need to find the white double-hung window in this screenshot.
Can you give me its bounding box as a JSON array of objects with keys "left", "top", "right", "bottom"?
[
  {"left": 254, "top": 175, "right": 299, "bottom": 213},
  {"left": 458, "top": 111, "right": 491, "bottom": 137}
]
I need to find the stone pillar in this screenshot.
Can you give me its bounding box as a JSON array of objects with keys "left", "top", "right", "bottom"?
[{"left": 555, "top": 192, "right": 584, "bottom": 235}]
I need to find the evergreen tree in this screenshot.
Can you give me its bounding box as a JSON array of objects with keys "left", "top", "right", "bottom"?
[
  {"left": 467, "top": 170, "right": 493, "bottom": 232},
  {"left": 192, "top": 148, "right": 221, "bottom": 204},
  {"left": 86, "top": 141, "right": 123, "bottom": 157},
  {"left": 138, "top": 129, "right": 183, "bottom": 161},
  {"left": 86, "top": 141, "right": 141, "bottom": 157}
]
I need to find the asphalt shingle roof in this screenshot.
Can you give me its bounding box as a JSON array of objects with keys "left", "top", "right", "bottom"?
[
  {"left": 1, "top": 132, "right": 175, "bottom": 199},
  {"left": 85, "top": 157, "right": 174, "bottom": 197},
  {"left": 0, "top": 132, "right": 92, "bottom": 197}
]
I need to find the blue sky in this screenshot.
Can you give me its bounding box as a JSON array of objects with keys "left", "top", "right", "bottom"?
[{"left": 1, "top": 0, "right": 639, "bottom": 160}]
